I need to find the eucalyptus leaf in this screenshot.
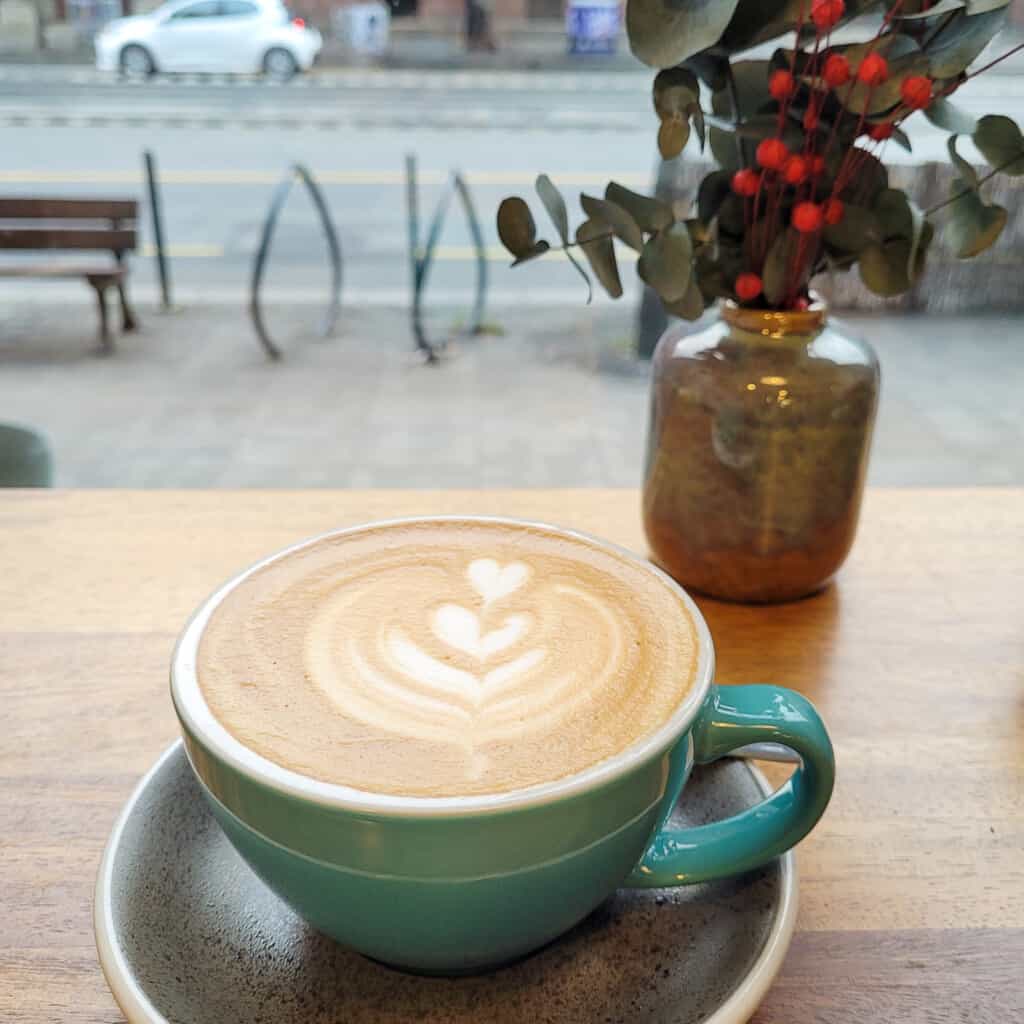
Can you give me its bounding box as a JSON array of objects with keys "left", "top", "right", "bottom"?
[
  {"left": 838, "top": 150, "right": 889, "bottom": 206},
  {"left": 859, "top": 239, "right": 915, "bottom": 296},
  {"left": 653, "top": 67, "right": 701, "bottom": 119},
  {"left": 734, "top": 114, "right": 804, "bottom": 150},
  {"left": 715, "top": 193, "right": 746, "bottom": 239},
  {"left": 746, "top": 217, "right": 775, "bottom": 261},
  {"left": 536, "top": 173, "right": 591, "bottom": 292},
  {"left": 535, "top": 174, "right": 570, "bottom": 244},
  {"left": 510, "top": 240, "right": 551, "bottom": 267},
  {"left": 576, "top": 219, "right": 623, "bottom": 298},
  {"left": 721, "top": 0, "right": 881, "bottom": 52},
  {"left": 925, "top": 96, "right": 978, "bottom": 134},
  {"left": 697, "top": 169, "right": 733, "bottom": 224},
  {"left": 905, "top": 195, "right": 927, "bottom": 282},
  {"left": 658, "top": 117, "right": 690, "bottom": 160},
  {"left": 947, "top": 134, "right": 980, "bottom": 188},
  {"left": 944, "top": 179, "right": 1008, "bottom": 256},
  {"left": 891, "top": 126, "right": 913, "bottom": 153},
  {"left": 627, "top": 0, "right": 742, "bottom": 69},
  {"left": 710, "top": 60, "right": 771, "bottom": 167},
  {"left": 718, "top": 0, "right": 805, "bottom": 53},
  {"left": 685, "top": 52, "right": 730, "bottom": 91},
  {"left": 762, "top": 228, "right": 801, "bottom": 306},
  {"left": 873, "top": 188, "right": 914, "bottom": 239},
  {"left": 606, "top": 182, "right": 675, "bottom": 233},
  {"left": 637, "top": 223, "right": 693, "bottom": 302},
  {"left": 580, "top": 194, "right": 645, "bottom": 251},
  {"left": 709, "top": 125, "right": 740, "bottom": 171},
  {"left": 965, "top": 0, "right": 1011, "bottom": 12},
  {"left": 925, "top": 7, "right": 1008, "bottom": 77},
  {"left": 691, "top": 104, "right": 707, "bottom": 151},
  {"left": 497, "top": 197, "right": 539, "bottom": 258},
  {"left": 840, "top": 36, "right": 928, "bottom": 116},
  {"left": 895, "top": 0, "right": 966, "bottom": 18},
  {"left": 973, "top": 114, "right": 1024, "bottom": 176},
  {"left": 823, "top": 205, "right": 879, "bottom": 252},
  {"left": 663, "top": 275, "right": 706, "bottom": 320},
  {"left": 712, "top": 60, "right": 772, "bottom": 122}
]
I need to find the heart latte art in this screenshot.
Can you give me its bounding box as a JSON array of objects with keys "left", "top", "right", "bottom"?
[{"left": 197, "top": 520, "right": 698, "bottom": 797}]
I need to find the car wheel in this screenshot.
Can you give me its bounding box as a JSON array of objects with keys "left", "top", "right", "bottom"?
[
  {"left": 120, "top": 44, "right": 156, "bottom": 79},
  {"left": 263, "top": 47, "right": 298, "bottom": 81}
]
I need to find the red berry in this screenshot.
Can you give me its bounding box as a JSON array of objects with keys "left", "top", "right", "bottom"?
[
  {"left": 810, "top": 154, "right": 827, "bottom": 175},
  {"left": 757, "top": 138, "right": 789, "bottom": 171},
  {"left": 783, "top": 155, "right": 809, "bottom": 185},
  {"left": 811, "top": 0, "right": 845, "bottom": 31},
  {"left": 857, "top": 53, "right": 889, "bottom": 87},
  {"left": 900, "top": 75, "right": 932, "bottom": 110},
  {"left": 869, "top": 122, "right": 894, "bottom": 140},
  {"left": 793, "top": 296, "right": 812, "bottom": 311},
  {"left": 792, "top": 201, "right": 824, "bottom": 233},
  {"left": 769, "top": 69, "right": 796, "bottom": 102},
  {"left": 824, "top": 197, "right": 844, "bottom": 225},
  {"left": 735, "top": 273, "right": 763, "bottom": 302},
  {"left": 803, "top": 107, "right": 820, "bottom": 133},
  {"left": 731, "top": 168, "right": 761, "bottom": 197},
  {"left": 822, "top": 53, "right": 851, "bottom": 88}
]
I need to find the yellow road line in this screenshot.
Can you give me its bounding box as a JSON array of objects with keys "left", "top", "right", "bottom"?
[
  {"left": 0, "top": 170, "right": 648, "bottom": 187},
  {"left": 134, "top": 243, "right": 638, "bottom": 262}
]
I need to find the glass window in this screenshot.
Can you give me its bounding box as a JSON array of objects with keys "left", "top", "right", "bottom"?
[
  {"left": 169, "top": 1, "right": 221, "bottom": 19},
  {"left": 220, "top": 0, "right": 259, "bottom": 14}
]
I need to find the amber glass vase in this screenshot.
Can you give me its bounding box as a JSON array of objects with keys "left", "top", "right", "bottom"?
[{"left": 643, "top": 301, "right": 879, "bottom": 603}]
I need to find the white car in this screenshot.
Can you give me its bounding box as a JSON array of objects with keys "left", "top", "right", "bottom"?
[{"left": 94, "top": 0, "right": 322, "bottom": 79}]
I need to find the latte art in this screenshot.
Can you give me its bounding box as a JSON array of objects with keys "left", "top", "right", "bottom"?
[
  {"left": 197, "top": 520, "right": 698, "bottom": 797},
  {"left": 307, "top": 558, "right": 631, "bottom": 777}
]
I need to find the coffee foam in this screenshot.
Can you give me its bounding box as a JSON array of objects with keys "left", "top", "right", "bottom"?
[{"left": 197, "top": 521, "right": 698, "bottom": 797}]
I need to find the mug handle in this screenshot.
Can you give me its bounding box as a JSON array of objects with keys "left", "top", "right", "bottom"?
[{"left": 626, "top": 685, "right": 835, "bottom": 887}]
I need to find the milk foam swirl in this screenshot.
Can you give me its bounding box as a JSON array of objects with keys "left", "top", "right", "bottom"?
[
  {"left": 196, "top": 521, "right": 698, "bottom": 797},
  {"left": 306, "top": 558, "right": 624, "bottom": 774}
]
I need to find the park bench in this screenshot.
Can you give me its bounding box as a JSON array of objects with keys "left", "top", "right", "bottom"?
[{"left": 0, "top": 198, "right": 139, "bottom": 353}]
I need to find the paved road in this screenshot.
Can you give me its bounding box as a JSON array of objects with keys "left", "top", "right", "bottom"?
[{"left": 1, "top": 63, "right": 1022, "bottom": 302}]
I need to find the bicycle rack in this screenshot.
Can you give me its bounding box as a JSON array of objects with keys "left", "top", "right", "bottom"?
[
  {"left": 250, "top": 163, "right": 343, "bottom": 361},
  {"left": 143, "top": 149, "right": 172, "bottom": 312},
  {"left": 405, "top": 154, "right": 488, "bottom": 364}
]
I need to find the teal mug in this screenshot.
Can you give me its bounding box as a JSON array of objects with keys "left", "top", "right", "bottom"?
[{"left": 171, "top": 517, "right": 834, "bottom": 973}]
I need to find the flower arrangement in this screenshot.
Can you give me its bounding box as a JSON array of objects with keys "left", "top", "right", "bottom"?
[{"left": 497, "top": 0, "right": 1024, "bottom": 314}]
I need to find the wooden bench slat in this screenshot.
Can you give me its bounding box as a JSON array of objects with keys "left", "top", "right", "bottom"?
[
  {"left": 0, "top": 264, "right": 124, "bottom": 279},
  {"left": 0, "top": 198, "right": 137, "bottom": 220},
  {"left": 0, "top": 228, "right": 137, "bottom": 251}
]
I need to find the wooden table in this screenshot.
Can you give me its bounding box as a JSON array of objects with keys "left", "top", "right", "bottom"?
[{"left": 1, "top": 489, "right": 1021, "bottom": 1023}]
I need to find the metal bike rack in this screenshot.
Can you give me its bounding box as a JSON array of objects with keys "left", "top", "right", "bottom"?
[
  {"left": 250, "top": 163, "right": 343, "bottom": 361},
  {"left": 405, "top": 154, "right": 488, "bottom": 363},
  {"left": 143, "top": 149, "right": 172, "bottom": 312}
]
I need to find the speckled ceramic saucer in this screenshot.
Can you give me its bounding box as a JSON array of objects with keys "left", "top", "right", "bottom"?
[{"left": 95, "top": 741, "right": 797, "bottom": 1024}]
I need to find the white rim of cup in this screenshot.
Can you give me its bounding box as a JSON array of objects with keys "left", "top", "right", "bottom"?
[{"left": 170, "top": 515, "right": 715, "bottom": 818}]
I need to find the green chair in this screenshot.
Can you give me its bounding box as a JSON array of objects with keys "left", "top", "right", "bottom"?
[{"left": 0, "top": 424, "right": 53, "bottom": 487}]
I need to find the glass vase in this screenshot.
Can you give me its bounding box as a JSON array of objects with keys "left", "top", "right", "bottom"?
[{"left": 643, "top": 301, "right": 879, "bottom": 603}]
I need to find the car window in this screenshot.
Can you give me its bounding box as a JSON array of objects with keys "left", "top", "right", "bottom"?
[
  {"left": 219, "top": 0, "right": 259, "bottom": 14},
  {"left": 169, "top": 1, "right": 221, "bottom": 19}
]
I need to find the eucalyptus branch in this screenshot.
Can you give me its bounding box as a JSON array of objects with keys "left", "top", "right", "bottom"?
[
  {"left": 967, "top": 40, "right": 1024, "bottom": 80},
  {"left": 560, "top": 228, "right": 620, "bottom": 252},
  {"left": 924, "top": 154, "right": 1022, "bottom": 216}
]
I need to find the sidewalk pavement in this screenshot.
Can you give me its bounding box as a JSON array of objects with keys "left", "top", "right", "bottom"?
[{"left": 0, "top": 301, "right": 1020, "bottom": 488}]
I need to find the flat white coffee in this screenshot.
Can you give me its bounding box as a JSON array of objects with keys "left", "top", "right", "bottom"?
[{"left": 197, "top": 519, "right": 698, "bottom": 797}]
